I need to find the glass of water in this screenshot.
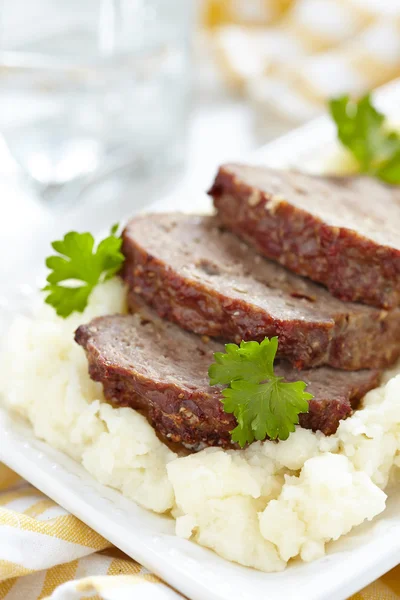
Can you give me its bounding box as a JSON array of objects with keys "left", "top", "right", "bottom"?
[{"left": 0, "top": 0, "right": 194, "bottom": 195}]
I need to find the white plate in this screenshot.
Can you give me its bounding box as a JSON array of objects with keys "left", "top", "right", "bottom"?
[{"left": 1, "top": 79, "right": 400, "bottom": 600}]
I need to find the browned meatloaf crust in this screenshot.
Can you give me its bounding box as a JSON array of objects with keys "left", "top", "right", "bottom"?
[
  {"left": 121, "top": 213, "right": 400, "bottom": 371},
  {"left": 209, "top": 164, "right": 400, "bottom": 309},
  {"left": 75, "top": 311, "right": 381, "bottom": 448}
]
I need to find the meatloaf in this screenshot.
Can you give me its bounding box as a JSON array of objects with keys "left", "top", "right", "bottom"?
[
  {"left": 209, "top": 164, "right": 400, "bottom": 309},
  {"left": 121, "top": 213, "right": 400, "bottom": 371},
  {"left": 75, "top": 310, "right": 381, "bottom": 448}
]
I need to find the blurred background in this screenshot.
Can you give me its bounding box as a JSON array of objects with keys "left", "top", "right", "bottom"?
[{"left": 1, "top": 0, "right": 400, "bottom": 291}]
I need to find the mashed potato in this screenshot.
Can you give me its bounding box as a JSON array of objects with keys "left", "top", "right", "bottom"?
[{"left": 0, "top": 278, "right": 398, "bottom": 572}]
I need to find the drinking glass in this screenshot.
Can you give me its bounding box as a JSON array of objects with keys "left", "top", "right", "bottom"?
[{"left": 0, "top": 0, "right": 194, "bottom": 195}]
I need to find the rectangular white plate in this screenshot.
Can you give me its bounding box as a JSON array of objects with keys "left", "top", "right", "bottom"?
[{"left": 1, "top": 79, "right": 400, "bottom": 600}]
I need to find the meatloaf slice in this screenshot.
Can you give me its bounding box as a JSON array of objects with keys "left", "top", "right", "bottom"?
[
  {"left": 75, "top": 311, "right": 381, "bottom": 448},
  {"left": 121, "top": 213, "right": 400, "bottom": 371},
  {"left": 209, "top": 164, "right": 400, "bottom": 309}
]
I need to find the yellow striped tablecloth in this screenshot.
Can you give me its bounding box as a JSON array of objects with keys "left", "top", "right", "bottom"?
[
  {"left": 0, "top": 463, "right": 398, "bottom": 600},
  {"left": 204, "top": 0, "right": 400, "bottom": 125}
]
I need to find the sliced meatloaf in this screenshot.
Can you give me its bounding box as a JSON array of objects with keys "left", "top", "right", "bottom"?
[
  {"left": 75, "top": 311, "right": 381, "bottom": 448},
  {"left": 121, "top": 213, "right": 400, "bottom": 371},
  {"left": 209, "top": 164, "right": 400, "bottom": 309}
]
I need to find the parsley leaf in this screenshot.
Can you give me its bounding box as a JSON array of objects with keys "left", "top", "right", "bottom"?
[
  {"left": 375, "top": 149, "right": 400, "bottom": 184},
  {"left": 209, "top": 338, "right": 312, "bottom": 447},
  {"left": 43, "top": 225, "right": 124, "bottom": 318},
  {"left": 329, "top": 94, "right": 400, "bottom": 183}
]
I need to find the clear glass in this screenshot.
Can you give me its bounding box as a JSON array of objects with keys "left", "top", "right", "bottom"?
[{"left": 0, "top": 0, "right": 193, "bottom": 192}]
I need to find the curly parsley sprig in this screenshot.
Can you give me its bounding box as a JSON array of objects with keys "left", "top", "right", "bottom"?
[
  {"left": 329, "top": 93, "right": 400, "bottom": 184},
  {"left": 43, "top": 224, "right": 124, "bottom": 318},
  {"left": 209, "top": 337, "right": 312, "bottom": 447}
]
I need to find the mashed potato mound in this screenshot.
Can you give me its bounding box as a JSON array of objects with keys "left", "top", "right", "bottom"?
[{"left": 1, "top": 278, "right": 399, "bottom": 572}]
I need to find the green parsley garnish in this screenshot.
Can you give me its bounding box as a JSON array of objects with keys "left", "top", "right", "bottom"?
[
  {"left": 43, "top": 224, "right": 124, "bottom": 318},
  {"left": 329, "top": 93, "right": 400, "bottom": 184},
  {"left": 209, "top": 337, "right": 312, "bottom": 447}
]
